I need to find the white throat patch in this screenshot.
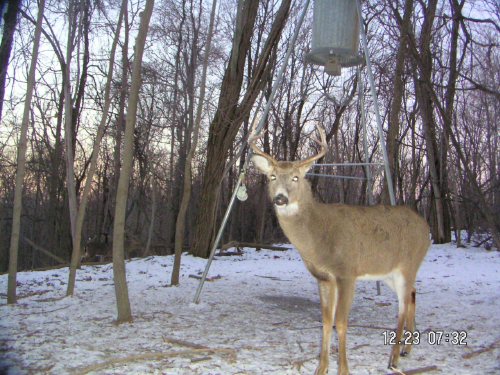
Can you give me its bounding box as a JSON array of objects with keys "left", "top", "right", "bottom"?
[{"left": 275, "top": 202, "right": 299, "bottom": 217}]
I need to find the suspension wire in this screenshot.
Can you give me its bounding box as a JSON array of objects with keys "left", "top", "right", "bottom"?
[
  {"left": 307, "top": 173, "right": 368, "bottom": 181},
  {"left": 193, "top": 0, "right": 312, "bottom": 304},
  {"left": 314, "top": 162, "right": 383, "bottom": 167}
]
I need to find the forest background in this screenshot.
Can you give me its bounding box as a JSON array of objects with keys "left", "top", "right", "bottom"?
[{"left": 0, "top": 0, "right": 498, "bottom": 278}]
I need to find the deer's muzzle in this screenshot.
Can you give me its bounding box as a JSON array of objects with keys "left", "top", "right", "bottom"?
[{"left": 273, "top": 194, "right": 289, "bottom": 206}]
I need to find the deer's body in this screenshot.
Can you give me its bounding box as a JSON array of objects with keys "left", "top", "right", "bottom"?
[
  {"left": 251, "top": 129, "right": 430, "bottom": 375},
  {"left": 277, "top": 197, "right": 429, "bottom": 282}
]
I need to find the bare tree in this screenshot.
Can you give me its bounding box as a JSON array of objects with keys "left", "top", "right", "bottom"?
[
  {"left": 64, "top": 0, "right": 80, "bottom": 276},
  {"left": 403, "top": 0, "right": 499, "bottom": 247},
  {"left": 0, "top": 0, "right": 21, "bottom": 122},
  {"left": 66, "top": 0, "right": 127, "bottom": 296},
  {"left": 64, "top": 0, "right": 95, "bottom": 255},
  {"left": 3, "top": 0, "right": 500, "bottom": 278},
  {"left": 112, "top": 0, "right": 154, "bottom": 323},
  {"left": 409, "top": 0, "right": 450, "bottom": 243},
  {"left": 171, "top": 0, "right": 218, "bottom": 285},
  {"left": 191, "top": 0, "right": 292, "bottom": 258},
  {"left": 385, "top": 0, "right": 413, "bottom": 204},
  {"left": 107, "top": 2, "right": 130, "bottom": 246},
  {"left": 7, "top": 0, "right": 45, "bottom": 304}
]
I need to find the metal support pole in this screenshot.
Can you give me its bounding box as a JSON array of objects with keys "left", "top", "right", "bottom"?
[
  {"left": 360, "top": 70, "right": 379, "bottom": 294},
  {"left": 358, "top": 67, "right": 374, "bottom": 206},
  {"left": 355, "top": 0, "right": 396, "bottom": 206},
  {"left": 193, "top": 0, "right": 311, "bottom": 304},
  {"left": 356, "top": 1, "right": 395, "bottom": 295}
]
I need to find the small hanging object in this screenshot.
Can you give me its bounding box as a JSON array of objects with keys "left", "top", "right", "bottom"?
[
  {"left": 306, "top": 0, "right": 363, "bottom": 76},
  {"left": 236, "top": 184, "right": 248, "bottom": 201}
]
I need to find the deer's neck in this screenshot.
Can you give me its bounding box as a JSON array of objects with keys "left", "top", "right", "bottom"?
[
  {"left": 274, "top": 186, "right": 332, "bottom": 260},
  {"left": 275, "top": 199, "right": 319, "bottom": 257}
]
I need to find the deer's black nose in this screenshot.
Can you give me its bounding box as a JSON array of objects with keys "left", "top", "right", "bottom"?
[{"left": 273, "top": 194, "right": 288, "bottom": 206}]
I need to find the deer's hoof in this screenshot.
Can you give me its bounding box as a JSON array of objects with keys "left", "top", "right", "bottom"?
[
  {"left": 388, "top": 360, "right": 399, "bottom": 370},
  {"left": 388, "top": 364, "right": 403, "bottom": 373},
  {"left": 314, "top": 365, "right": 328, "bottom": 375}
]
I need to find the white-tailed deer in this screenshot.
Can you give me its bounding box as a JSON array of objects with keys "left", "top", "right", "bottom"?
[{"left": 250, "top": 126, "right": 430, "bottom": 375}]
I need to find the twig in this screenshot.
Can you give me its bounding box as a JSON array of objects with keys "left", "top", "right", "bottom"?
[
  {"left": 73, "top": 348, "right": 237, "bottom": 375},
  {"left": 23, "top": 237, "right": 67, "bottom": 265},
  {"left": 297, "top": 340, "right": 304, "bottom": 353},
  {"left": 352, "top": 344, "right": 370, "bottom": 351},
  {"left": 472, "top": 236, "right": 492, "bottom": 248},
  {"left": 389, "top": 368, "right": 406, "bottom": 375},
  {"left": 349, "top": 323, "right": 394, "bottom": 331},
  {"left": 288, "top": 324, "right": 322, "bottom": 331},
  {"left": 188, "top": 274, "right": 222, "bottom": 281},
  {"left": 163, "top": 336, "right": 208, "bottom": 350},
  {"left": 254, "top": 275, "right": 292, "bottom": 281},
  {"left": 15, "top": 305, "right": 70, "bottom": 316},
  {"left": 387, "top": 365, "right": 438, "bottom": 375},
  {"left": 291, "top": 356, "right": 317, "bottom": 371},
  {"left": 290, "top": 323, "right": 394, "bottom": 331},
  {"left": 215, "top": 250, "right": 243, "bottom": 256},
  {"left": 462, "top": 338, "right": 500, "bottom": 359},
  {"left": 190, "top": 356, "right": 212, "bottom": 363},
  {"left": 221, "top": 241, "right": 290, "bottom": 251}
]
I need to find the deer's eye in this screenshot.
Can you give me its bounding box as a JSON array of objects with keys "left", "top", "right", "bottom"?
[
  {"left": 292, "top": 176, "right": 299, "bottom": 182},
  {"left": 270, "top": 175, "right": 276, "bottom": 181}
]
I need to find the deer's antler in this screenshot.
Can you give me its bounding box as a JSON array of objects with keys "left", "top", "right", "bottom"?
[
  {"left": 249, "top": 131, "right": 276, "bottom": 164},
  {"left": 296, "top": 125, "right": 328, "bottom": 167}
]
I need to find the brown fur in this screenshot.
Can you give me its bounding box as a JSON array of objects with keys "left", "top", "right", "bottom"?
[{"left": 252, "top": 154, "right": 430, "bottom": 375}]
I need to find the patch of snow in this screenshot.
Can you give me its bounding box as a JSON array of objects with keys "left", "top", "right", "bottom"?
[{"left": 1, "top": 243, "right": 499, "bottom": 374}]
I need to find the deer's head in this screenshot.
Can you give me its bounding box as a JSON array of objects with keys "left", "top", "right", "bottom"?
[{"left": 250, "top": 126, "right": 327, "bottom": 217}]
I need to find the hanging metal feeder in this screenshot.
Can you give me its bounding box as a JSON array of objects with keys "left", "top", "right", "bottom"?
[{"left": 306, "top": 0, "right": 363, "bottom": 76}]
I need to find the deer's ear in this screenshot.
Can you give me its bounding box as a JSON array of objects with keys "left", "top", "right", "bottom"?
[{"left": 251, "top": 155, "right": 274, "bottom": 174}]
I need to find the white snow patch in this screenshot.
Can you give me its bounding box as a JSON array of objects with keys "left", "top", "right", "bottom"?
[{"left": 1, "top": 244, "right": 499, "bottom": 374}]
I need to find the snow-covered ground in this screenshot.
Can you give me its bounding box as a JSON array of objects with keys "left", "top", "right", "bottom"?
[{"left": 1, "top": 243, "right": 499, "bottom": 374}]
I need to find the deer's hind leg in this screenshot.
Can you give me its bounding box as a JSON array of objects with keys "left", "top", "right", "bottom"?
[
  {"left": 315, "top": 279, "right": 337, "bottom": 375},
  {"left": 388, "top": 273, "right": 413, "bottom": 369},
  {"left": 401, "top": 286, "right": 417, "bottom": 356}
]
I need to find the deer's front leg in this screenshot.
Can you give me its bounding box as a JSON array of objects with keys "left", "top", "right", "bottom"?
[
  {"left": 335, "top": 277, "right": 355, "bottom": 375},
  {"left": 315, "top": 279, "right": 337, "bottom": 375}
]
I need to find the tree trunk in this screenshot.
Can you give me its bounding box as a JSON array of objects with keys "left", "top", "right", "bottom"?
[
  {"left": 66, "top": 0, "right": 126, "bottom": 296},
  {"left": 171, "top": 0, "right": 217, "bottom": 285},
  {"left": 144, "top": 179, "right": 156, "bottom": 257},
  {"left": 439, "top": 0, "right": 462, "bottom": 242},
  {"left": 64, "top": 0, "right": 78, "bottom": 253},
  {"left": 108, "top": 6, "right": 130, "bottom": 243},
  {"left": 384, "top": 0, "right": 413, "bottom": 204},
  {"left": 112, "top": 0, "right": 154, "bottom": 324},
  {"left": 404, "top": 0, "right": 499, "bottom": 248},
  {"left": 7, "top": 0, "right": 45, "bottom": 304},
  {"left": 191, "top": 0, "right": 292, "bottom": 258},
  {"left": 0, "top": 0, "right": 21, "bottom": 122},
  {"left": 411, "top": 0, "right": 450, "bottom": 244},
  {"left": 164, "top": 2, "right": 187, "bottom": 254},
  {"left": 47, "top": 93, "right": 65, "bottom": 261}
]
